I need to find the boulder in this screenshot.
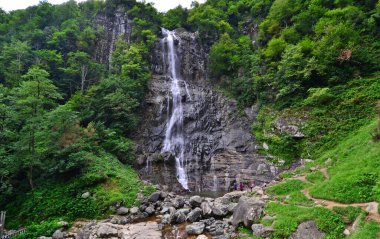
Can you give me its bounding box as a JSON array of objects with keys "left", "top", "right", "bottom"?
[
  {"left": 116, "top": 207, "right": 129, "bottom": 215},
  {"left": 145, "top": 206, "right": 155, "bottom": 215},
  {"left": 161, "top": 214, "right": 171, "bottom": 224},
  {"left": 212, "top": 202, "right": 229, "bottom": 217},
  {"left": 289, "top": 221, "right": 325, "bottom": 239},
  {"left": 52, "top": 230, "right": 64, "bottom": 239},
  {"left": 186, "top": 222, "right": 205, "bottom": 235},
  {"left": 190, "top": 196, "right": 202, "bottom": 207},
  {"left": 148, "top": 192, "right": 162, "bottom": 203},
  {"left": 187, "top": 207, "right": 203, "bottom": 222},
  {"left": 231, "top": 196, "right": 264, "bottom": 227},
  {"left": 96, "top": 224, "right": 118, "bottom": 237},
  {"left": 173, "top": 208, "right": 190, "bottom": 224},
  {"left": 130, "top": 207, "right": 139, "bottom": 214},
  {"left": 251, "top": 224, "right": 274, "bottom": 237},
  {"left": 201, "top": 201, "right": 213, "bottom": 217}
]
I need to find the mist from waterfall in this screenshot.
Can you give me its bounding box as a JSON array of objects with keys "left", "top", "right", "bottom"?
[{"left": 161, "top": 28, "right": 189, "bottom": 190}]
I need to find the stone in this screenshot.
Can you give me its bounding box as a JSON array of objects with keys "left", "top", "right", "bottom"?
[
  {"left": 262, "top": 215, "right": 274, "bottom": 220},
  {"left": 38, "top": 237, "right": 52, "bottom": 239},
  {"left": 130, "top": 207, "right": 139, "bottom": 214},
  {"left": 343, "top": 229, "right": 350, "bottom": 236},
  {"left": 190, "top": 196, "right": 202, "bottom": 207},
  {"left": 227, "top": 203, "right": 237, "bottom": 213},
  {"left": 289, "top": 221, "right": 325, "bottom": 239},
  {"left": 212, "top": 202, "right": 229, "bottom": 217},
  {"left": 120, "top": 221, "right": 162, "bottom": 239},
  {"left": 251, "top": 224, "right": 274, "bottom": 237},
  {"left": 186, "top": 222, "right": 205, "bottom": 235},
  {"left": 52, "top": 230, "right": 64, "bottom": 239},
  {"left": 81, "top": 192, "right": 90, "bottom": 199},
  {"left": 196, "top": 235, "right": 208, "bottom": 239},
  {"left": 160, "top": 207, "right": 169, "bottom": 214},
  {"left": 145, "top": 206, "right": 155, "bottom": 215},
  {"left": 116, "top": 207, "right": 129, "bottom": 215},
  {"left": 161, "top": 214, "right": 171, "bottom": 224},
  {"left": 160, "top": 191, "right": 168, "bottom": 199},
  {"left": 201, "top": 201, "right": 213, "bottom": 217},
  {"left": 58, "top": 221, "right": 69, "bottom": 227},
  {"left": 148, "top": 192, "right": 162, "bottom": 203},
  {"left": 187, "top": 207, "right": 203, "bottom": 222},
  {"left": 173, "top": 208, "right": 190, "bottom": 224},
  {"left": 231, "top": 196, "right": 265, "bottom": 227},
  {"left": 97, "top": 224, "right": 118, "bottom": 237}
]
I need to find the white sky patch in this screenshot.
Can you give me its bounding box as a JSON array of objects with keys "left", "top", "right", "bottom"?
[
  {"left": 0, "top": 0, "right": 86, "bottom": 12},
  {"left": 0, "top": 0, "right": 206, "bottom": 12},
  {"left": 142, "top": 0, "right": 206, "bottom": 12}
]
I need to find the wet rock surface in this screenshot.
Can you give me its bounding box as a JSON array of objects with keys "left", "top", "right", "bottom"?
[{"left": 136, "top": 28, "right": 280, "bottom": 192}]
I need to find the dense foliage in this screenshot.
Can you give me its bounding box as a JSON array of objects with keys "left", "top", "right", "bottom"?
[
  {"left": 0, "top": 0, "right": 158, "bottom": 232},
  {"left": 0, "top": 0, "right": 379, "bottom": 237}
]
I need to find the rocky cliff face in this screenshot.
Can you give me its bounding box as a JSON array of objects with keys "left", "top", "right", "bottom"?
[
  {"left": 93, "top": 6, "right": 132, "bottom": 67},
  {"left": 135, "top": 29, "right": 280, "bottom": 192}
]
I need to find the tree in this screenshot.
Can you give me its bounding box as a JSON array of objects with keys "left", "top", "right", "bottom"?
[
  {"left": 209, "top": 33, "right": 238, "bottom": 79},
  {"left": 13, "top": 66, "right": 61, "bottom": 189},
  {"left": 0, "top": 40, "right": 32, "bottom": 86},
  {"left": 64, "top": 51, "right": 101, "bottom": 95},
  {"left": 162, "top": 5, "right": 189, "bottom": 30}
]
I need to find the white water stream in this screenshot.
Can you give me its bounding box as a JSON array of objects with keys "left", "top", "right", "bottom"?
[{"left": 161, "top": 29, "right": 189, "bottom": 190}]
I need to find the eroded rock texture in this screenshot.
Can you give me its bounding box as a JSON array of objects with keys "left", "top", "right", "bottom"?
[{"left": 136, "top": 28, "right": 280, "bottom": 192}]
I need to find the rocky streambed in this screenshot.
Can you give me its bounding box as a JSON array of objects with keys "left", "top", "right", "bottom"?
[{"left": 42, "top": 187, "right": 276, "bottom": 239}]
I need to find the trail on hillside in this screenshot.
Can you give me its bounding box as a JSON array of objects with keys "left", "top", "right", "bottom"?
[{"left": 293, "top": 168, "right": 380, "bottom": 223}]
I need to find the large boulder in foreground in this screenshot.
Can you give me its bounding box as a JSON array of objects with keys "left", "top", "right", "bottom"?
[
  {"left": 231, "top": 196, "right": 264, "bottom": 227},
  {"left": 289, "top": 221, "right": 325, "bottom": 239}
]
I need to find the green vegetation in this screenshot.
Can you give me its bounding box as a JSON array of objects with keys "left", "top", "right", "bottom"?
[
  {"left": 348, "top": 221, "right": 380, "bottom": 239},
  {"left": 309, "top": 122, "right": 380, "bottom": 203},
  {"left": 306, "top": 171, "right": 326, "bottom": 184},
  {"left": 332, "top": 206, "right": 362, "bottom": 224},
  {"left": 266, "top": 202, "right": 345, "bottom": 238},
  {"left": 0, "top": 0, "right": 160, "bottom": 234},
  {"left": 1, "top": 0, "right": 379, "bottom": 237},
  {"left": 267, "top": 180, "right": 309, "bottom": 196}
]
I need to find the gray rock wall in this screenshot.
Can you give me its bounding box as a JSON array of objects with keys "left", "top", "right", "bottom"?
[{"left": 136, "top": 29, "right": 280, "bottom": 192}]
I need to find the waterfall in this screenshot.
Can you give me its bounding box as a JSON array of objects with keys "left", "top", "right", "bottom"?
[{"left": 161, "top": 28, "right": 189, "bottom": 190}]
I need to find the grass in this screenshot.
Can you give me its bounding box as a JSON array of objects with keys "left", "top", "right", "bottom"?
[
  {"left": 309, "top": 121, "right": 380, "bottom": 203},
  {"left": 348, "top": 221, "right": 380, "bottom": 239},
  {"left": 332, "top": 206, "right": 362, "bottom": 224},
  {"left": 266, "top": 180, "right": 309, "bottom": 196},
  {"left": 306, "top": 171, "right": 326, "bottom": 184},
  {"left": 266, "top": 202, "right": 345, "bottom": 239}
]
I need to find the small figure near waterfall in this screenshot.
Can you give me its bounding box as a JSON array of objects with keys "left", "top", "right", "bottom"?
[
  {"left": 239, "top": 181, "right": 244, "bottom": 191},
  {"left": 249, "top": 180, "right": 254, "bottom": 192},
  {"left": 233, "top": 181, "right": 238, "bottom": 191}
]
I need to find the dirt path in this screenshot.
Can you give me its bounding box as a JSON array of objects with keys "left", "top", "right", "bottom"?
[
  {"left": 289, "top": 168, "right": 380, "bottom": 223},
  {"left": 302, "top": 189, "right": 380, "bottom": 223}
]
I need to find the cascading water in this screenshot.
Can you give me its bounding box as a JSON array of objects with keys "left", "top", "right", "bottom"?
[{"left": 161, "top": 28, "right": 189, "bottom": 190}]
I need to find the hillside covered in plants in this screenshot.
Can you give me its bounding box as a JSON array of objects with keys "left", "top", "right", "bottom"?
[{"left": 0, "top": 0, "right": 379, "bottom": 238}]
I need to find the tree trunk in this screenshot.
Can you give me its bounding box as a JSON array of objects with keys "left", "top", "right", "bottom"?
[{"left": 80, "top": 65, "right": 88, "bottom": 94}]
